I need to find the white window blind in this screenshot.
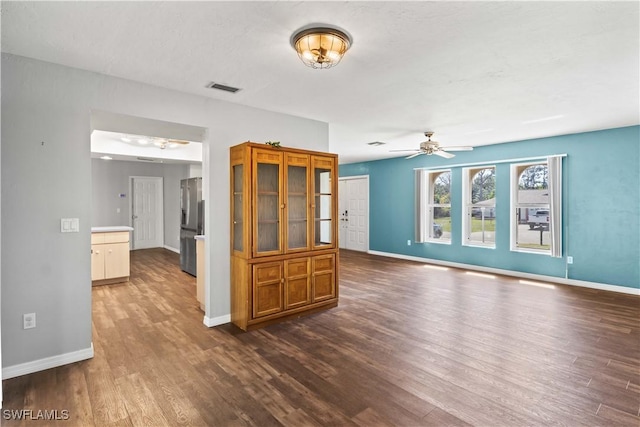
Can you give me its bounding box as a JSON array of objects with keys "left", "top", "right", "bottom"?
[
  {"left": 548, "top": 155, "right": 563, "bottom": 258},
  {"left": 415, "top": 169, "right": 427, "bottom": 242}
]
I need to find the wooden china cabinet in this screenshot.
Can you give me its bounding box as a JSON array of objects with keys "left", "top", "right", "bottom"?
[{"left": 230, "top": 142, "right": 339, "bottom": 331}]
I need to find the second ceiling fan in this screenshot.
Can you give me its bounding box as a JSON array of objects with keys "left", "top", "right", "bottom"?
[{"left": 390, "top": 131, "right": 473, "bottom": 159}]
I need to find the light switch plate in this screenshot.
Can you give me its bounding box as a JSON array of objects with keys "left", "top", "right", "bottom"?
[{"left": 61, "top": 218, "right": 80, "bottom": 233}]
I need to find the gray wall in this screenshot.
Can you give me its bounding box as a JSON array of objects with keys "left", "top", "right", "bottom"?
[
  {"left": 0, "top": 55, "right": 3, "bottom": 404},
  {"left": 1, "top": 53, "right": 328, "bottom": 370},
  {"left": 91, "top": 159, "right": 191, "bottom": 250}
]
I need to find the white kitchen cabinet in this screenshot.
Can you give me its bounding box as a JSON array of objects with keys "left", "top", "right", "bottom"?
[{"left": 91, "top": 229, "right": 131, "bottom": 285}]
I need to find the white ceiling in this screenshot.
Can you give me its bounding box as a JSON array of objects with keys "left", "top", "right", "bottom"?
[{"left": 2, "top": 1, "right": 638, "bottom": 163}]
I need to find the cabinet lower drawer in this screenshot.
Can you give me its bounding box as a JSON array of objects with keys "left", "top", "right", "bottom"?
[
  {"left": 312, "top": 254, "right": 336, "bottom": 302},
  {"left": 91, "top": 231, "right": 130, "bottom": 244},
  {"left": 252, "top": 262, "right": 283, "bottom": 318},
  {"left": 285, "top": 258, "right": 310, "bottom": 310}
]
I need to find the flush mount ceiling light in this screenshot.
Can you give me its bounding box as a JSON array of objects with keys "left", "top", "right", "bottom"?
[{"left": 290, "top": 25, "right": 352, "bottom": 69}]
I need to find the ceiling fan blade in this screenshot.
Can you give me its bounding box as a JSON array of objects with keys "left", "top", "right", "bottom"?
[
  {"left": 443, "top": 146, "right": 473, "bottom": 151},
  {"left": 434, "top": 150, "right": 455, "bottom": 159},
  {"left": 405, "top": 152, "right": 425, "bottom": 159},
  {"left": 167, "top": 139, "right": 190, "bottom": 145},
  {"left": 389, "top": 149, "right": 421, "bottom": 152}
]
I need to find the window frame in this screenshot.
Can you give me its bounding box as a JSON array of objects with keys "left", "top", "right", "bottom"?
[
  {"left": 424, "top": 169, "right": 452, "bottom": 244},
  {"left": 510, "top": 161, "right": 551, "bottom": 255},
  {"left": 462, "top": 166, "right": 496, "bottom": 248}
]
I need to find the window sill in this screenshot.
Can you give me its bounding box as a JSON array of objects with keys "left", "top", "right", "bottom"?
[
  {"left": 511, "top": 247, "right": 551, "bottom": 256},
  {"left": 424, "top": 239, "right": 451, "bottom": 245},
  {"left": 463, "top": 243, "right": 496, "bottom": 249}
]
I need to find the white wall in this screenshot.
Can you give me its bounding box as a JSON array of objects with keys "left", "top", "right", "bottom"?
[
  {"left": 189, "top": 164, "right": 202, "bottom": 179},
  {"left": 91, "top": 159, "right": 190, "bottom": 250},
  {"left": 1, "top": 53, "right": 328, "bottom": 372},
  {"left": 0, "top": 50, "right": 3, "bottom": 405}
]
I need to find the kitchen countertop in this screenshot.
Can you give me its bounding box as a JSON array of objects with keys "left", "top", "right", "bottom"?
[
  {"left": 91, "top": 226, "right": 134, "bottom": 233},
  {"left": 195, "top": 235, "right": 205, "bottom": 240}
]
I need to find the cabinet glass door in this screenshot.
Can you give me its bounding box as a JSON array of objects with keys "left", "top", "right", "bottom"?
[
  {"left": 254, "top": 150, "right": 283, "bottom": 256},
  {"left": 232, "top": 164, "right": 243, "bottom": 252},
  {"left": 286, "top": 154, "right": 310, "bottom": 252},
  {"left": 312, "top": 156, "right": 335, "bottom": 249}
]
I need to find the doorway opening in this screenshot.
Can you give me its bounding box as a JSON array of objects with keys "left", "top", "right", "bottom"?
[{"left": 90, "top": 110, "right": 208, "bottom": 321}]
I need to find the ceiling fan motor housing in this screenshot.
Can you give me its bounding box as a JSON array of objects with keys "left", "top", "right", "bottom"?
[{"left": 420, "top": 141, "right": 436, "bottom": 154}]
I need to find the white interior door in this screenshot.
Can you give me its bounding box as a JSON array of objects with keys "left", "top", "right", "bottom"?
[
  {"left": 131, "top": 176, "right": 164, "bottom": 250},
  {"left": 339, "top": 176, "right": 369, "bottom": 252}
]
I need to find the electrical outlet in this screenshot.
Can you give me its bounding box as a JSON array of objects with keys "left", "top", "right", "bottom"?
[
  {"left": 407, "top": 240, "right": 412, "bottom": 246},
  {"left": 23, "top": 313, "right": 36, "bottom": 329},
  {"left": 567, "top": 256, "right": 574, "bottom": 264}
]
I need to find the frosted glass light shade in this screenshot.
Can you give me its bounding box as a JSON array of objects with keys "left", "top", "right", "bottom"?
[{"left": 291, "top": 27, "right": 352, "bottom": 69}]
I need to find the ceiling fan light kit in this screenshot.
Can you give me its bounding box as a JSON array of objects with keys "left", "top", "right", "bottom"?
[
  {"left": 120, "top": 134, "right": 190, "bottom": 150},
  {"left": 291, "top": 25, "right": 352, "bottom": 69},
  {"left": 389, "top": 131, "right": 473, "bottom": 159}
]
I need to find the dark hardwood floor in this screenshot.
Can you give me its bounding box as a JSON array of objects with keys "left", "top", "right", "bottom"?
[{"left": 2, "top": 248, "right": 639, "bottom": 426}]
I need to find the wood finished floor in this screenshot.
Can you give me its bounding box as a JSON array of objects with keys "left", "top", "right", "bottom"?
[{"left": 2, "top": 248, "right": 640, "bottom": 426}]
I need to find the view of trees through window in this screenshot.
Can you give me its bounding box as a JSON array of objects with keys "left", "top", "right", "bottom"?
[
  {"left": 466, "top": 167, "right": 496, "bottom": 246},
  {"left": 515, "top": 163, "right": 550, "bottom": 251},
  {"left": 431, "top": 171, "right": 451, "bottom": 241},
  {"left": 519, "top": 164, "right": 548, "bottom": 190},
  {"left": 472, "top": 168, "right": 495, "bottom": 203}
]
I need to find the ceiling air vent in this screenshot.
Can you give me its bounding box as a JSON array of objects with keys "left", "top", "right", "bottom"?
[
  {"left": 206, "top": 82, "right": 241, "bottom": 93},
  {"left": 136, "top": 157, "right": 155, "bottom": 162}
]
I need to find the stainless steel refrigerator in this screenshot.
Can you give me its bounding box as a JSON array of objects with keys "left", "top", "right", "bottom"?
[{"left": 180, "top": 177, "right": 203, "bottom": 276}]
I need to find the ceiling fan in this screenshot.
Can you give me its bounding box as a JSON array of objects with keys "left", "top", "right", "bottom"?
[
  {"left": 120, "top": 133, "right": 191, "bottom": 149},
  {"left": 153, "top": 138, "right": 190, "bottom": 149},
  {"left": 390, "top": 131, "right": 473, "bottom": 159}
]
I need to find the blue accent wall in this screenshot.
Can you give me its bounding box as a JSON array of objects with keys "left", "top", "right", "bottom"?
[{"left": 339, "top": 126, "right": 640, "bottom": 289}]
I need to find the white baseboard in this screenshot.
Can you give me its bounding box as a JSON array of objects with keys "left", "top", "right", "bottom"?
[
  {"left": 164, "top": 245, "right": 180, "bottom": 254},
  {"left": 203, "top": 314, "right": 230, "bottom": 327},
  {"left": 2, "top": 343, "right": 94, "bottom": 380},
  {"left": 367, "top": 250, "right": 640, "bottom": 296}
]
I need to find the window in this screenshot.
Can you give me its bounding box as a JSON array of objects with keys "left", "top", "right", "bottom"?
[
  {"left": 511, "top": 157, "right": 562, "bottom": 256},
  {"left": 416, "top": 169, "right": 451, "bottom": 243},
  {"left": 463, "top": 167, "right": 495, "bottom": 247}
]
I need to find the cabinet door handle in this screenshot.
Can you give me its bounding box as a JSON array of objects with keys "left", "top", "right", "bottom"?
[{"left": 281, "top": 278, "right": 285, "bottom": 283}]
